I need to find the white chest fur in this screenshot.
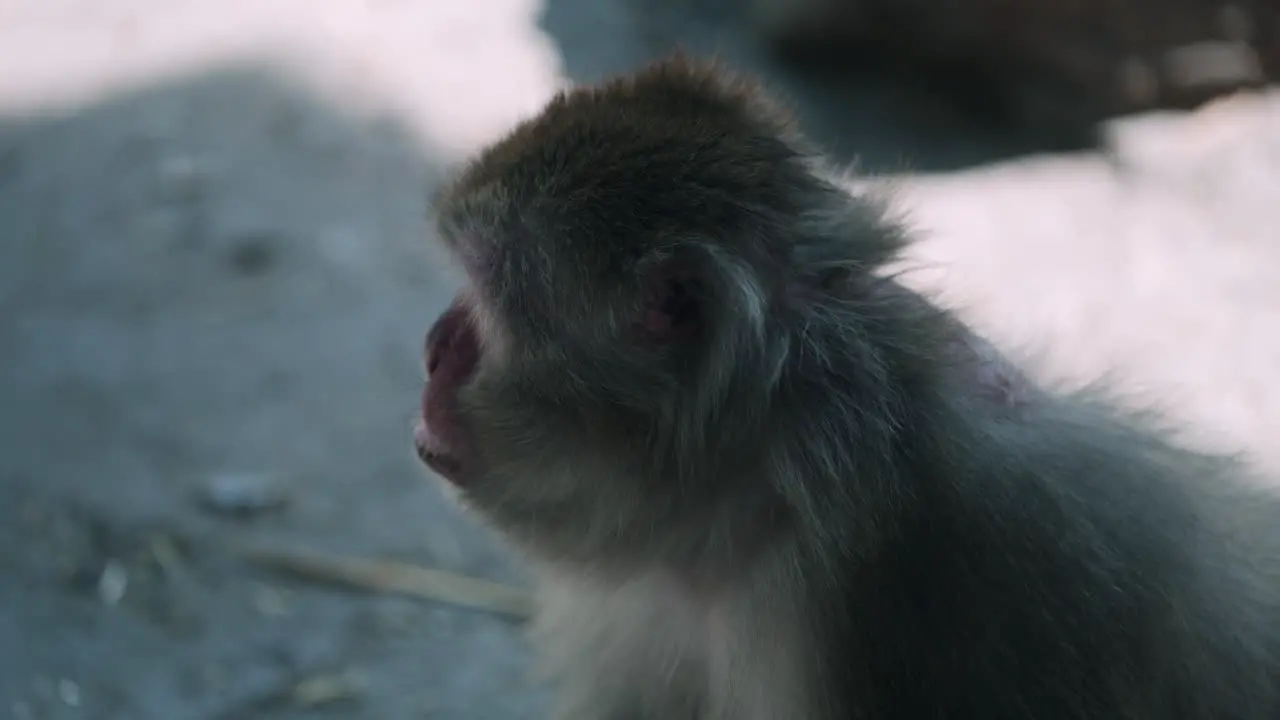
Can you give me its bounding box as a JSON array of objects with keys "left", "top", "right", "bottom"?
[{"left": 529, "top": 566, "right": 810, "bottom": 720}]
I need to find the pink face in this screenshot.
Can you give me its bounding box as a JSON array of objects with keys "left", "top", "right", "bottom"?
[
  {"left": 413, "top": 221, "right": 706, "bottom": 488},
  {"left": 415, "top": 294, "right": 483, "bottom": 485}
]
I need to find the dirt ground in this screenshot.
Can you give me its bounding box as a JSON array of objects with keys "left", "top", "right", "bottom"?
[{"left": 1, "top": 1, "right": 1277, "bottom": 718}]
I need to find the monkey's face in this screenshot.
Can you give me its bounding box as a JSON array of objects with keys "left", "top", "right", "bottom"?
[
  {"left": 412, "top": 58, "right": 823, "bottom": 569},
  {"left": 414, "top": 219, "right": 758, "bottom": 568},
  {"left": 415, "top": 170, "right": 809, "bottom": 571}
]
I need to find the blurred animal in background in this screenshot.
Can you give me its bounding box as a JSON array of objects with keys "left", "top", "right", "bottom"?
[{"left": 746, "top": 0, "right": 1278, "bottom": 144}]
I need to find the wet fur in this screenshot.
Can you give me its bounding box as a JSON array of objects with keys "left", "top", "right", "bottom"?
[{"left": 426, "top": 55, "right": 1280, "bottom": 719}]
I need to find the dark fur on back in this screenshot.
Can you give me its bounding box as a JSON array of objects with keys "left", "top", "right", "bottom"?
[{"left": 429, "top": 54, "right": 1280, "bottom": 718}]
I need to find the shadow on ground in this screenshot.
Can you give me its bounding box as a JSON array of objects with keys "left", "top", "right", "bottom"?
[{"left": 0, "top": 63, "right": 539, "bottom": 720}]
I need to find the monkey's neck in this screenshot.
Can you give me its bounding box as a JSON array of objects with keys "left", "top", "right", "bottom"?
[
  {"left": 765, "top": 285, "right": 981, "bottom": 533},
  {"left": 677, "top": 485, "right": 797, "bottom": 590}
]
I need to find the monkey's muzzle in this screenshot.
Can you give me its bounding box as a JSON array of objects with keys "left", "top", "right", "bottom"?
[{"left": 416, "top": 296, "right": 481, "bottom": 485}]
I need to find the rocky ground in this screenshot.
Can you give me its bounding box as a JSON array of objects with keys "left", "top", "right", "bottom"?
[{"left": 1, "top": 1, "right": 1277, "bottom": 718}]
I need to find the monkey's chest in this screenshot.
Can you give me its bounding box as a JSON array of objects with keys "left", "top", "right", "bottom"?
[{"left": 530, "top": 573, "right": 807, "bottom": 720}]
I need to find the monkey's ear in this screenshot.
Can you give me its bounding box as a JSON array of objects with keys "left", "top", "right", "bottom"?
[{"left": 640, "top": 261, "right": 703, "bottom": 343}]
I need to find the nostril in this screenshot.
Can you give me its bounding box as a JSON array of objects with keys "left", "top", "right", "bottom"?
[
  {"left": 425, "top": 295, "right": 480, "bottom": 380},
  {"left": 427, "top": 339, "right": 446, "bottom": 376},
  {"left": 425, "top": 313, "right": 456, "bottom": 377}
]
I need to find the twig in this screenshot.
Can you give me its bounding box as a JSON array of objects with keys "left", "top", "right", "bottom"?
[
  {"left": 240, "top": 545, "right": 533, "bottom": 619},
  {"left": 203, "top": 668, "right": 365, "bottom": 720}
]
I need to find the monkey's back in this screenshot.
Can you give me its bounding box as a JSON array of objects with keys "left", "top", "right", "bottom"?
[{"left": 821, "top": 391, "right": 1280, "bottom": 719}]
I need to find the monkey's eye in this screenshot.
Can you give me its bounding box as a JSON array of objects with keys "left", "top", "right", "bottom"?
[
  {"left": 642, "top": 270, "right": 701, "bottom": 342},
  {"left": 662, "top": 278, "right": 698, "bottom": 321}
]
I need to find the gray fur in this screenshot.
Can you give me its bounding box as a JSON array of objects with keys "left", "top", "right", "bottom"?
[{"left": 423, "top": 54, "right": 1280, "bottom": 719}]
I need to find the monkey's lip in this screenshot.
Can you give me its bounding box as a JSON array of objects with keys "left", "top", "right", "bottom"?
[{"left": 413, "top": 416, "right": 466, "bottom": 482}]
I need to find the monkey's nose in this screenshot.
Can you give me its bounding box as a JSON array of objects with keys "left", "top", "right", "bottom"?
[
  {"left": 424, "top": 295, "right": 479, "bottom": 379},
  {"left": 425, "top": 322, "right": 450, "bottom": 376}
]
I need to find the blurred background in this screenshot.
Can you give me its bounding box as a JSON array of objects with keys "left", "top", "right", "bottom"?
[{"left": 1, "top": 0, "right": 1277, "bottom": 717}]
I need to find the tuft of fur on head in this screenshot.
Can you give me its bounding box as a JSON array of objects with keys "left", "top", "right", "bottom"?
[{"left": 429, "top": 53, "right": 932, "bottom": 578}]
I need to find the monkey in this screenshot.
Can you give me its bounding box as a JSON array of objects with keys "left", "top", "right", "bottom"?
[
  {"left": 741, "top": 0, "right": 1277, "bottom": 147},
  {"left": 413, "top": 54, "right": 1280, "bottom": 719}
]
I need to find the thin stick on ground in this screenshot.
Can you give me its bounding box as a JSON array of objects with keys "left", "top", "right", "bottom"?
[{"left": 240, "top": 545, "right": 534, "bottom": 619}]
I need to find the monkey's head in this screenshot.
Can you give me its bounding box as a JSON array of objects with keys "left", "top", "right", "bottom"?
[{"left": 416, "top": 55, "right": 907, "bottom": 572}]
